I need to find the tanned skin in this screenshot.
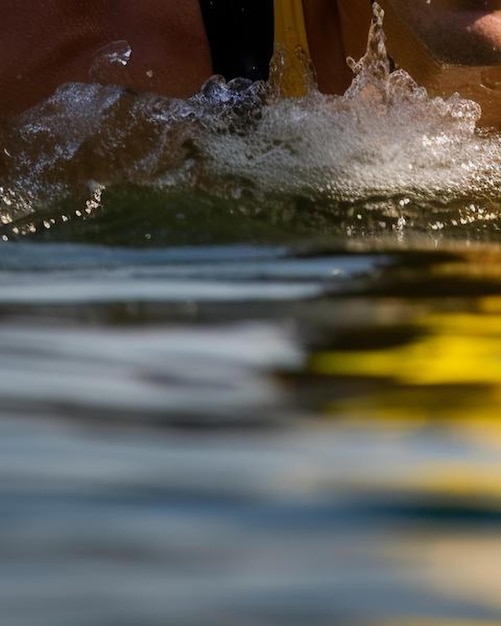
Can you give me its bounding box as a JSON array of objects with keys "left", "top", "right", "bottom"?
[
  {"left": 384, "top": 0, "right": 501, "bottom": 64},
  {"left": 1, "top": 0, "right": 501, "bottom": 117},
  {"left": 302, "top": 0, "right": 352, "bottom": 94},
  {"left": 0, "top": 0, "right": 212, "bottom": 115},
  {"left": 0, "top": 0, "right": 354, "bottom": 116}
]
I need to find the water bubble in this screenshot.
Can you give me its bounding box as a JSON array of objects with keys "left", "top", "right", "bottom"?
[
  {"left": 90, "top": 40, "right": 133, "bottom": 83},
  {"left": 1, "top": 2, "right": 501, "bottom": 241}
]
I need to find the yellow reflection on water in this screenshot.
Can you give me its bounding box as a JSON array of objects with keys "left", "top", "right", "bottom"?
[
  {"left": 310, "top": 296, "right": 501, "bottom": 423},
  {"left": 298, "top": 249, "right": 501, "bottom": 622},
  {"left": 308, "top": 293, "right": 501, "bottom": 504},
  {"left": 312, "top": 304, "right": 501, "bottom": 387}
]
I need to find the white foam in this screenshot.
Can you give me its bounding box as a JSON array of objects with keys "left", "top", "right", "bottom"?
[
  {"left": 1, "top": 3, "right": 501, "bottom": 238},
  {"left": 201, "top": 5, "right": 500, "bottom": 205}
]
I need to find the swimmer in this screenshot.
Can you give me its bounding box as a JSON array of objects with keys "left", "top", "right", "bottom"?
[
  {"left": 1, "top": 1, "right": 500, "bottom": 126},
  {"left": 370, "top": 0, "right": 501, "bottom": 127},
  {"left": 288, "top": 0, "right": 501, "bottom": 127}
]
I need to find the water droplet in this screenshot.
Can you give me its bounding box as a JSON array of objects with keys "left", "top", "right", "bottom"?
[{"left": 90, "top": 40, "right": 133, "bottom": 82}]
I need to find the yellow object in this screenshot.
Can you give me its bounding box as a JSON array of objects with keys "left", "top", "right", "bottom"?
[{"left": 272, "top": 0, "right": 312, "bottom": 97}]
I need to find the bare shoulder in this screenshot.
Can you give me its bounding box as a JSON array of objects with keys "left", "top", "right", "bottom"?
[
  {"left": 0, "top": 0, "right": 212, "bottom": 115},
  {"left": 382, "top": 0, "right": 501, "bottom": 64},
  {"left": 110, "top": 0, "right": 212, "bottom": 96}
]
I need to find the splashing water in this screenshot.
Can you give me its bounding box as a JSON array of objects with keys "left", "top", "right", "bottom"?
[{"left": 1, "top": 3, "right": 501, "bottom": 242}]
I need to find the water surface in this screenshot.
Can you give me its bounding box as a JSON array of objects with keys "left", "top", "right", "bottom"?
[{"left": 1, "top": 8, "right": 501, "bottom": 625}]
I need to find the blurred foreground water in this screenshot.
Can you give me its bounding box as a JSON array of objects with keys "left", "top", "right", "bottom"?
[
  {"left": 2, "top": 6, "right": 501, "bottom": 625},
  {"left": 1, "top": 239, "right": 501, "bottom": 626}
]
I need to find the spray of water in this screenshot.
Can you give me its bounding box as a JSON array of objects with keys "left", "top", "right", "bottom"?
[{"left": 1, "top": 3, "right": 500, "bottom": 242}]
